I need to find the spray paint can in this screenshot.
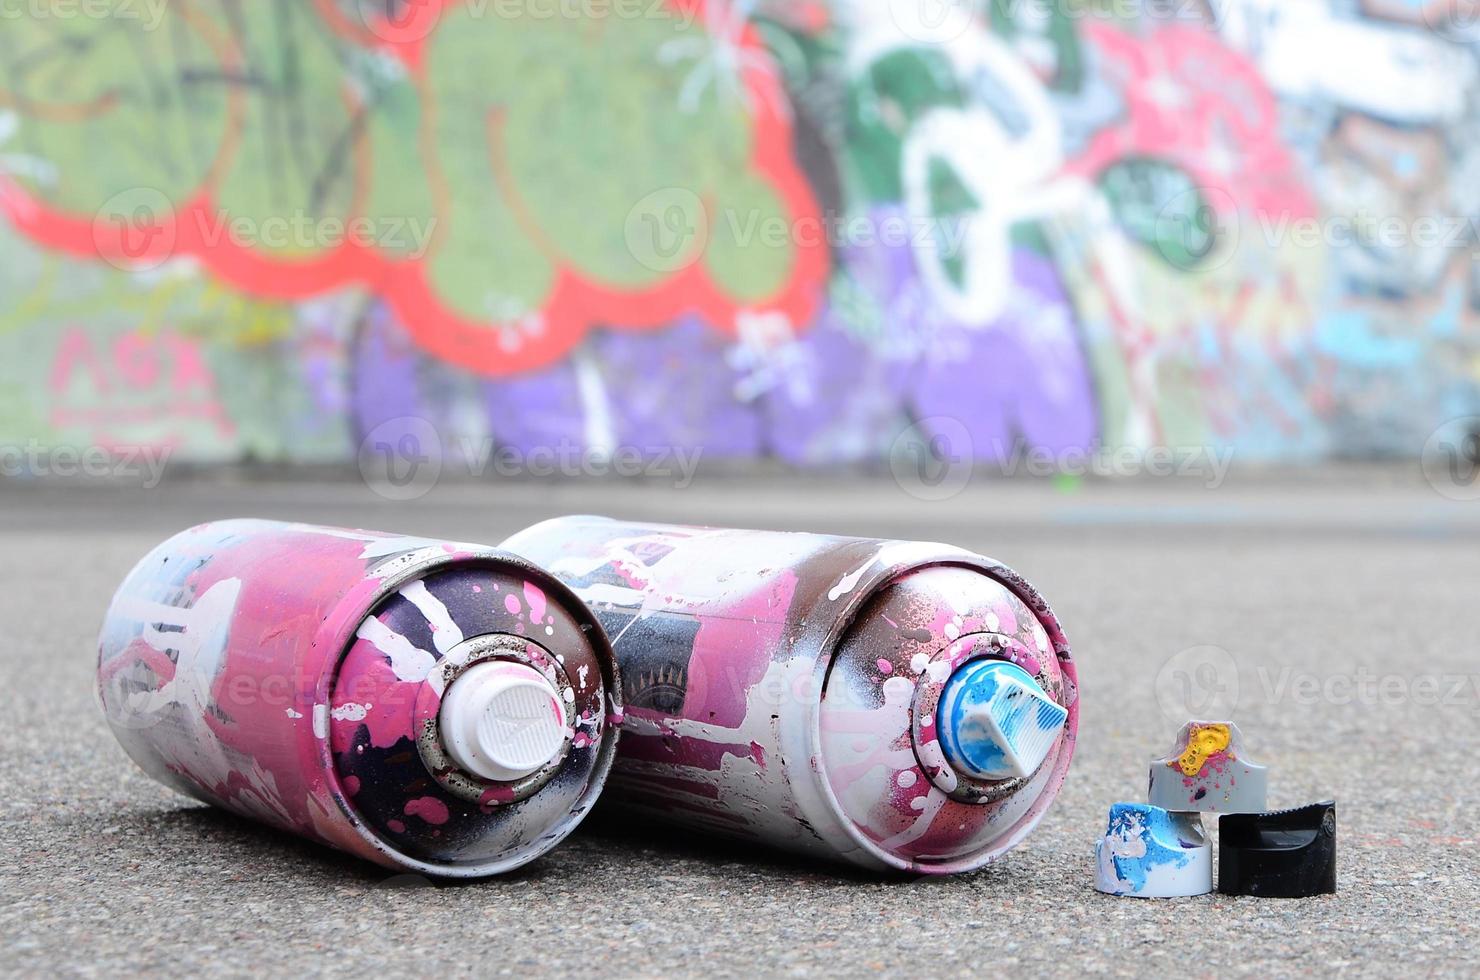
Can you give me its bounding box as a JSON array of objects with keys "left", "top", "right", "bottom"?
[
  {"left": 97, "top": 520, "right": 620, "bottom": 878},
  {"left": 502, "top": 516, "right": 1078, "bottom": 874}
]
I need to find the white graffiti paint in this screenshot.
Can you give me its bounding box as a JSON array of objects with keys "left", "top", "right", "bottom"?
[
  {"left": 112, "top": 578, "right": 243, "bottom": 719},
  {"left": 399, "top": 579, "right": 464, "bottom": 655},
  {"left": 106, "top": 577, "right": 252, "bottom": 797},
  {"left": 895, "top": 32, "right": 1066, "bottom": 325},
  {"left": 1220, "top": 0, "right": 1477, "bottom": 124},
  {"left": 355, "top": 615, "right": 437, "bottom": 682}
]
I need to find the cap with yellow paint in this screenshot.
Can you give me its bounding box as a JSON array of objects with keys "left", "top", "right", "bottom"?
[{"left": 1148, "top": 720, "right": 1267, "bottom": 814}]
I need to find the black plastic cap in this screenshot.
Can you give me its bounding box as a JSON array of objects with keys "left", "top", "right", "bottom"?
[{"left": 1218, "top": 801, "right": 1337, "bottom": 898}]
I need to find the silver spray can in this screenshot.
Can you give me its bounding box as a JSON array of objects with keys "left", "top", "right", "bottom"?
[{"left": 503, "top": 516, "right": 1077, "bottom": 874}]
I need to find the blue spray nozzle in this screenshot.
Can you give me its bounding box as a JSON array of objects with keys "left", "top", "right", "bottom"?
[{"left": 937, "top": 660, "right": 1067, "bottom": 781}]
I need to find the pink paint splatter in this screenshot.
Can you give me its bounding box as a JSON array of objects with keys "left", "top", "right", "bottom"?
[
  {"left": 479, "top": 786, "right": 517, "bottom": 811},
  {"left": 404, "top": 796, "right": 450, "bottom": 825},
  {"left": 523, "top": 582, "right": 547, "bottom": 624},
  {"left": 876, "top": 659, "right": 894, "bottom": 675},
  {"left": 342, "top": 775, "right": 361, "bottom": 796},
  {"left": 387, "top": 819, "right": 406, "bottom": 833},
  {"left": 504, "top": 593, "right": 521, "bottom": 615}
]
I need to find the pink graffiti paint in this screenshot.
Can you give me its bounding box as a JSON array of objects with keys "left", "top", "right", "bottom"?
[
  {"left": 48, "top": 327, "right": 235, "bottom": 447},
  {"left": 1068, "top": 24, "right": 1316, "bottom": 221},
  {"left": 404, "top": 797, "right": 451, "bottom": 826},
  {"left": 503, "top": 517, "right": 1078, "bottom": 875},
  {"left": 97, "top": 519, "right": 621, "bottom": 877}
]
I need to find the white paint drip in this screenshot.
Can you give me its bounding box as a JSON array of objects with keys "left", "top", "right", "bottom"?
[
  {"left": 827, "top": 559, "right": 874, "bottom": 602},
  {"left": 354, "top": 616, "right": 436, "bottom": 682},
  {"left": 331, "top": 702, "right": 371, "bottom": 722},
  {"left": 913, "top": 733, "right": 958, "bottom": 795},
  {"left": 399, "top": 579, "right": 464, "bottom": 655},
  {"left": 880, "top": 789, "right": 950, "bottom": 851}
]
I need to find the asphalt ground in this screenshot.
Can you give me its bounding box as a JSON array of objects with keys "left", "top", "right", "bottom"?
[{"left": 2, "top": 468, "right": 1477, "bottom": 976}]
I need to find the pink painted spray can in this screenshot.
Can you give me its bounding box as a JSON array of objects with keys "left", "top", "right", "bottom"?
[
  {"left": 96, "top": 520, "right": 620, "bottom": 877},
  {"left": 502, "top": 517, "right": 1078, "bottom": 874}
]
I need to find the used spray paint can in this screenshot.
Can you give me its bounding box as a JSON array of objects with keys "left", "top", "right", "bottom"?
[
  {"left": 97, "top": 520, "right": 620, "bottom": 878},
  {"left": 502, "top": 516, "right": 1078, "bottom": 874}
]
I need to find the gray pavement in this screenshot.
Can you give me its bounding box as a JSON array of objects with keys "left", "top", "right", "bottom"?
[{"left": 2, "top": 469, "right": 1477, "bottom": 976}]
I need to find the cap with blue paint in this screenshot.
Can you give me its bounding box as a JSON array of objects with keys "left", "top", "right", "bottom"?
[
  {"left": 1095, "top": 803, "right": 1213, "bottom": 898},
  {"left": 937, "top": 660, "right": 1069, "bottom": 781}
]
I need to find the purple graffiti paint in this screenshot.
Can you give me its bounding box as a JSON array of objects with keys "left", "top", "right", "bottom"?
[
  {"left": 502, "top": 517, "right": 1078, "bottom": 874},
  {"left": 96, "top": 520, "right": 620, "bottom": 877},
  {"left": 762, "top": 206, "right": 927, "bottom": 466},
  {"left": 352, "top": 302, "right": 429, "bottom": 439},
  {"left": 484, "top": 316, "right": 763, "bottom": 461},
  {"left": 911, "top": 248, "right": 1099, "bottom": 463},
  {"left": 596, "top": 317, "right": 764, "bottom": 459}
]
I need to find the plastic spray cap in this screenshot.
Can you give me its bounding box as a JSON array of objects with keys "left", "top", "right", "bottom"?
[
  {"left": 1096, "top": 803, "right": 1213, "bottom": 898},
  {"left": 1219, "top": 801, "right": 1338, "bottom": 898},
  {"left": 439, "top": 661, "right": 569, "bottom": 783},
  {"left": 937, "top": 660, "right": 1068, "bottom": 781},
  {"left": 1148, "top": 720, "right": 1268, "bottom": 814}
]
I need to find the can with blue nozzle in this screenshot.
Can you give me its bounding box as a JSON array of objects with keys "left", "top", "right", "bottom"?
[{"left": 502, "top": 516, "right": 1078, "bottom": 874}]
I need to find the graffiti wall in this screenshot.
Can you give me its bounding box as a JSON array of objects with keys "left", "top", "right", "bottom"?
[{"left": 1, "top": 0, "right": 1478, "bottom": 474}]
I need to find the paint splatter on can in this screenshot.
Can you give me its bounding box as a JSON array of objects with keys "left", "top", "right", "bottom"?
[
  {"left": 502, "top": 516, "right": 1078, "bottom": 874},
  {"left": 96, "top": 520, "right": 620, "bottom": 877}
]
